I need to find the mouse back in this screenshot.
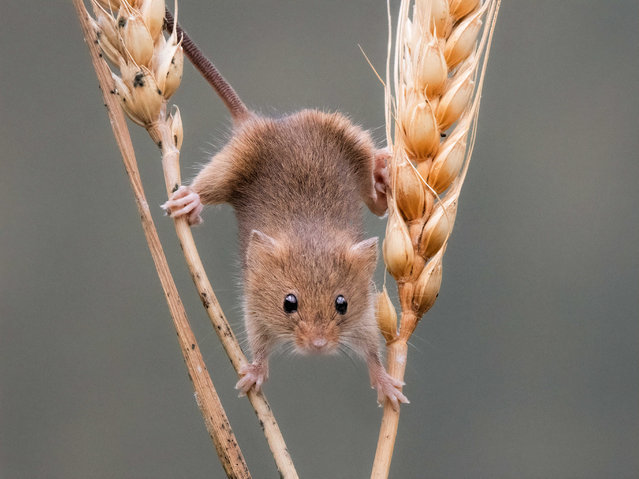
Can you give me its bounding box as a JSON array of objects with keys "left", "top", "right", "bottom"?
[{"left": 220, "top": 110, "right": 377, "bottom": 253}]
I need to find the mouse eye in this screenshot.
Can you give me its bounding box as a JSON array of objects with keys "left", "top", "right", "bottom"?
[
  {"left": 283, "top": 294, "right": 298, "bottom": 313},
  {"left": 335, "top": 295, "right": 348, "bottom": 315}
]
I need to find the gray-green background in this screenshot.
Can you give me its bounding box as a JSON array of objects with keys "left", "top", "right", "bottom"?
[{"left": 1, "top": 1, "right": 637, "bottom": 478}]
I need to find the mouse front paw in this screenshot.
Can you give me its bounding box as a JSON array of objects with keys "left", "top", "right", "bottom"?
[
  {"left": 161, "top": 185, "right": 203, "bottom": 225},
  {"left": 235, "top": 361, "right": 269, "bottom": 396},
  {"left": 372, "top": 370, "right": 409, "bottom": 411}
]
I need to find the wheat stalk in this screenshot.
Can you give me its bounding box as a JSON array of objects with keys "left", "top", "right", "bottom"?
[
  {"left": 76, "top": 1, "right": 298, "bottom": 477},
  {"left": 372, "top": 0, "right": 501, "bottom": 477}
]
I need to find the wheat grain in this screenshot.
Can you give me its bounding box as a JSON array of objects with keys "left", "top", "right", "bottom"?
[{"left": 376, "top": 286, "right": 398, "bottom": 343}]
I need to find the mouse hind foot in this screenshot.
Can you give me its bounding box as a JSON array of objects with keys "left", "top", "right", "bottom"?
[
  {"left": 368, "top": 351, "right": 409, "bottom": 411},
  {"left": 371, "top": 369, "right": 409, "bottom": 411},
  {"left": 235, "top": 360, "right": 269, "bottom": 396}
]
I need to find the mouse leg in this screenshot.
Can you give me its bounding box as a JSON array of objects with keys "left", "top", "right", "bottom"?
[
  {"left": 161, "top": 149, "right": 238, "bottom": 224},
  {"left": 363, "top": 148, "right": 390, "bottom": 216},
  {"left": 235, "top": 328, "right": 272, "bottom": 395},
  {"left": 367, "top": 351, "right": 409, "bottom": 411}
]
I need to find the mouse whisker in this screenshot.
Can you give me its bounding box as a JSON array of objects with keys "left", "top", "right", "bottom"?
[
  {"left": 338, "top": 342, "right": 363, "bottom": 366},
  {"left": 337, "top": 344, "right": 353, "bottom": 362},
  {"left": 295, "top": 311, "right": 308, "bottom": 326},
  {"left": 334, "top": 311, "right": 348, "bottom": 326},
  {"left": 279, "top": 341, "right": 297, "bottom": 358}
]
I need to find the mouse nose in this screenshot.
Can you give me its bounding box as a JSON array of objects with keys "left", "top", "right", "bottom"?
[{"left": 312, "top": 337, "right": 328, "bottom": 349}]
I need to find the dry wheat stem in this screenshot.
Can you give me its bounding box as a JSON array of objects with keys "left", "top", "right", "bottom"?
[
  {"left": 372, "top": 1, "right": 500, "bottom": 477},
  {"left": 72, "top": 2, "right": 252, "bottom": 477},
  {"left": 83, "top": 1, "right": 298, "bottom": 477}
]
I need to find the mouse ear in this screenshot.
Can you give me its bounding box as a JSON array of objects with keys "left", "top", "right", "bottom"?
[
  {"left": 349, "top": 237, "right": 379, "bottom": 276},
  {"left": 247, "top": 229, "right": 279, "bottom": 264}
]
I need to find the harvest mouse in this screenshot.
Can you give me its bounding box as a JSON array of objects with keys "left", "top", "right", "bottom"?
[{"left": 162, "top": 17, "right": 408, "bottom": 409}]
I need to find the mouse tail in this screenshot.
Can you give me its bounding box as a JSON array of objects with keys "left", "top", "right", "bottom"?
[{"left": 164, "top": 8, "right": 251, "bottom": 125}]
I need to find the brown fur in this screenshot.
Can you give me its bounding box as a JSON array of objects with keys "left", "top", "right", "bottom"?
[
  {"left": 191, "top": 110, "right": 381, "bottom": 357},
  {"left": 192, "top": 110, "right": 378, "bottom": 256},
  {"left": 184, "top": 109, "right": 405, "bottom": 406},
  {"left": 160, "top": 23, "right": 407, "bottom": 405},
  {"left": 244, "top": 229, "right": 378, "bottom": 357}
]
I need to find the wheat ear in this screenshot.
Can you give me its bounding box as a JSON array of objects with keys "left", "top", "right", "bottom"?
[
  {"left": 372, "top": 1, "right": 501, "bottom": 477},
  {"left": 78, "top": 1, "right": 298, "bottom": 477}
]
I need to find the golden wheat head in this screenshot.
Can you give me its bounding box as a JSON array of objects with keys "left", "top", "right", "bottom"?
[
  {"left": 89, "top": 0, "right": 183, "bottom": 138},
  {"left": 378, "top": 0, "right": 501, "bottom": 341}
]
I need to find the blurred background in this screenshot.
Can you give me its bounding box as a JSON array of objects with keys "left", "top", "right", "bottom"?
[{"left": 1, "top": 1, "right": 637, "bottom": 478}]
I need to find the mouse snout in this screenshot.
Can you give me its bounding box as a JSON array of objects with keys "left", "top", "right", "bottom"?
[
  {"left": 295, "top": 320, "right": 338, "bottom": 354},
  {"left": 307, "top": 334, "right": 335, "bottom": 353},
  {"left": 312, "top": 337, "right": 328, "bottom": 349}
]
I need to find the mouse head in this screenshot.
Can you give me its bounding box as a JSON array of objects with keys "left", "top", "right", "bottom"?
[{"left": 244, "top": 229, "right": 379, "bottom": 356}]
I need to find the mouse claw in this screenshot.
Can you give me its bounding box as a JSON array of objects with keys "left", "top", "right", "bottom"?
[
  {"left": 235, "top": 361, "right": 268, "bottom": 395},
  {"left": 372, "top": 370, "right": 409, "bottom": 412},
  {"left": 188, "top": 202, "right": 204, "bottom": 225},
  {"left": 162, "top": 185, "right": 203, "bottom": 226}
]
